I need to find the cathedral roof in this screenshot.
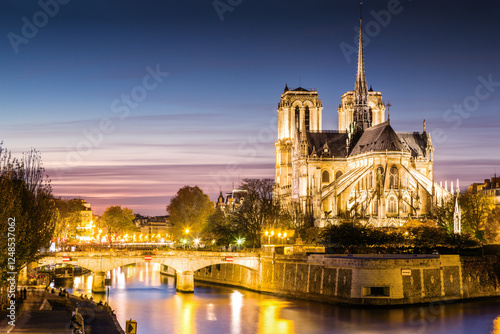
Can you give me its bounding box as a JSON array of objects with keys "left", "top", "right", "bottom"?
[
  {"left": 307, "top": 131, "right": 349, "bottom": 157},
  {"left": 349, "top": 121, "right": 408, "bottom": 156},
  {"left": 397, "top": 132, "right": 428, "bottom": 157},
  {"left": 291, "top": 86, "right": 311, "bottom": 92}
]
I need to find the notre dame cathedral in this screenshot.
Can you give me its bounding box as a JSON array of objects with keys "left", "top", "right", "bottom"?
[{"left": 274, "top": 16, "right": 449, "bottom": 228}]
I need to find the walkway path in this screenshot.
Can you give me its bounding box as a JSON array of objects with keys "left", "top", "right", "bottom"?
[{"left": 0, "top": 289, "right": 123, "bottom": 334}]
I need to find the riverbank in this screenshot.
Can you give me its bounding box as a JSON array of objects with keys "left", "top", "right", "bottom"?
[
  {"left": 0, "top": 288, "right": 124, "bottom": 333},
  {"left": 187, "top": 254, "right": 500, "bottom": 307}
]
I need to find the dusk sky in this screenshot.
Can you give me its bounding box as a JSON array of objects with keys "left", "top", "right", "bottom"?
[{"left": 1, "top": 0, "right": 499, "bottom": 216}]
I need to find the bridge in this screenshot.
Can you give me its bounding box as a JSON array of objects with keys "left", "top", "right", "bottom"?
[{"left": 38, "top": 250, "right": 261, "bottom": 293}]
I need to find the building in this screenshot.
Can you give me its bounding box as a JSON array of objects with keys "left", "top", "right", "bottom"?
[
  {"left": 274, "top": 16, "right": 449, "bottom": 227},
  {"left": 215, "top": 188, "right": 247, "bottom": 213},
  {"left": 73, "top": 199, "right": 94, "bottom": 241},
  {"left": 134, "top": 214, "right": 171, "bottom": 235},
  {"left": 468, "top": 175, "right": 500, "bottom": 205}
]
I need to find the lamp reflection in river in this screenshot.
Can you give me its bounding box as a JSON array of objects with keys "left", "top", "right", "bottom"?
[
  {"left": 174, "top": 294, "right": 196, "bottom": 334},
  {"left": 258, "top": 300, "right": 294, "bottom": 334},
  {"left": 231, "top": 290, "right": 243, "bottom": 333},
  {"left": 207, "top": 303, "right": 217, "bottom": 321},
  {"left": 493, "top": 315, "right": 500, "bottom": 334}
]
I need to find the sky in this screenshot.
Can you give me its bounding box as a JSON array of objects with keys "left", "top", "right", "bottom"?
[{"left": 1, "top": 0, "right": 499, "bottom": 216}]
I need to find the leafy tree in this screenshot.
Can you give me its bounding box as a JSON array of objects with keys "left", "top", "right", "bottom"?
[
  {"left": 433, "top": 195, "right": 456, "bottom": 233},
  {"left": 296, "top": 226, "right": 322, "bottom": 244},
  {"left": 53, "top": 198, "right": 86, "bottom": 242},
  {"left": 460, "top": 192, "right": 495, "bottom": 241},
  {"left": 320, "top": 222, "right": 371, "bottom": 252},
  {"left": 230, "top": 179, "right": 284, "bottom": 248},
  {"left": 166, "top": 186, "right": 214, "bottom": 239},
  {"left": 0, "top": 145, "right": 57, "bottom": 278},
  {"left": 100, "top": 206, "right": 136, "bottom": 243},
  {"left": 484, "top": 206, "right": 500, "bottom": 244},
  {"left": 204, "top": 207, "right": 235, "bottom": 247}
]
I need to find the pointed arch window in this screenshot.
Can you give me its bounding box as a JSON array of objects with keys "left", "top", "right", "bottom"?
[
  {"left": 322, "top": 170, "right": 330, "bottom": 183},
  {"left": 388, "top": 196, "right": 397, "bottom": 214},
  {"left": 335, "top": 171, "right": 343, "bottom": 181},
  {"left": 402, "top": 198, "right": 409, "bottom": 214},
  {"left": 295, "top": 106, "right": 300, "bottom": 129},
  {"left": 305, "top": 106, "right": 310, "bottom": 131},
  {"left": 389, "top": 166, "right": 399, "bottom": 189}
]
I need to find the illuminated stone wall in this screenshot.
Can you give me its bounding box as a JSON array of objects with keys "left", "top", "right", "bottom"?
[{"left": 194, "top": 254, "right": 500, "bottom": 306}]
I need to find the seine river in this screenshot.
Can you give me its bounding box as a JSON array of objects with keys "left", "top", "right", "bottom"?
[{"left": 58, "top": 262, "right": 500, "bottom": 334}]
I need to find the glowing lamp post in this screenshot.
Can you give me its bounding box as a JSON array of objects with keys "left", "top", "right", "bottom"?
[
  {"left": 236, "top": 237, "right": 245, "bottom": 251},
  {"left": 278, "top": 232, "right": 287, "bottom": 245},
  {"left": 185, "top": 228, "right": 190, "bottom": 249},
  {"left": 265, "top": 230, "right": 274, "bottom": 245}
]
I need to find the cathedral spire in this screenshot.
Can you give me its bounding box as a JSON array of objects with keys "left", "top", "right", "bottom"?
[
  {"left": 352, "top": 2, "right": 372, "bottom": 133},
  {"left": 354, "top": 3, "right": 368, "bottom": 106}
]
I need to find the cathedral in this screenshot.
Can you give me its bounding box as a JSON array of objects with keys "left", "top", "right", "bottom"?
[{"left": 274, "top": 16, "right": 449, "bottom": 228}]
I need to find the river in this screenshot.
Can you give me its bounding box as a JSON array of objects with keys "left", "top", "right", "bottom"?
[{"left": 54, "top": 262, "right": 500, "bottom": 334}]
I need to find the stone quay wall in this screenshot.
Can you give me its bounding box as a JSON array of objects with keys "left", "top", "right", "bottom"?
[{"left": 189, "top": 254, "right": 500, "bottom": 306}]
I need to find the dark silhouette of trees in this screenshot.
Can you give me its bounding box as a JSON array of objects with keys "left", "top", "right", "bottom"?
[
  {"left": 0, "top": 145, "right": 57, "bottom": 276},
  {"left": 484, "top": 206, "right": 500, "bottom": 244},
  {"left": 460, "top": 192, "right": 495, "bottom": 241},
  {"left": 230, "top": 179, "right": 284, "bottom": 248}
]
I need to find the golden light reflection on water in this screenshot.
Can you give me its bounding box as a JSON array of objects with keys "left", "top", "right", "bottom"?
[
  {"left": 492, "top": 315, "right": 500, "bottom": 334},
  {"left": 231, "top": 291, "right": 243, "bottom": 333},
  {"left": 174, "top": 294, "right": 197, "bottom": 334},
  {"left": 258, "top": 300, "right": 295, "bottom": 334},
  {"left": 86, "top": 275, "right": 93, "bottom": 290}
]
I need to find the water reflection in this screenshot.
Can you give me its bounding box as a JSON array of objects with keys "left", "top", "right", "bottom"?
[
  {"left": 231, "top": 291, "right": 242, "bottom": 333},
  {"left": 54, "top": 263, "right": 500, "bottom": 334},
  {"left": 174, "top": 294, "right": 197, "bottom": 334},
  {"left": 493, "top": 316, "right": 500, "bottom": 334},
  {"left": 258, "top": 300, "right": 294, "bottom": 334}
]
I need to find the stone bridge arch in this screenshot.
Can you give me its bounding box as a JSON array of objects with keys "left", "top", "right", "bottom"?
[{"left": 39, "top": 251, "right": 261, "bottom": 293}]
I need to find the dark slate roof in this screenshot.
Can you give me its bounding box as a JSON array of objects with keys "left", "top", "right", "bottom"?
[
  {"left": 397, "top": 132, "right": 428, "bottom": 157},
  {"left": 349, "top": 121, "right": 408, "bottom": 156},
  {"left": 307, "top": 131, "right": 349, "bottom": 158},
  {"left": 291, "top": 86, "right": 310, "bottom": 92}
]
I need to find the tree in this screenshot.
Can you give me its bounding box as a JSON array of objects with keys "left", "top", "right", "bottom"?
[
  {"left": 460, "top": 192, "right": 495, "bottom": 241},
  {"left": 484, "top": 206, "right": 500, "bottom": 244},
  {"left": 204, "top": 207, "right": 235, "bottom": 247},
  {"left": 433, "top": 195, "right": 456, "bottom": 233},
  {"left": 53, "top": 198, "right": 86, "bottom": 242},
  {"left": 231, "top": 179, "right": 284, "bottom": 248},
  {"left": 166, "top": 186, "right": 214, "bottom": 239},
  {"left": 0, "top": 145, "right": 57, "bottom": 278},
  {"left": 100, "top": 206, "right": 136, "bottom": 243}
]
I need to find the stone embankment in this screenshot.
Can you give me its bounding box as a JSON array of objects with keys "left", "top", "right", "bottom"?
[{"left": 187, "top": 254, "right": 500, "bottom": 306}]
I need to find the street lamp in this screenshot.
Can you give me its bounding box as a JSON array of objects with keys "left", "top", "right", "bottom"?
[
  {"left": 265, "top": 230, "right": 274, "bottom": 245},
  {"left": 185, "top": 229, "right": 190, "bottom": 249},
  {"left": 236, "top": 237, "right": 245, "bottom": 251},
  {"left": 278, "top": 232, "right": 287, "bottom": 245}
]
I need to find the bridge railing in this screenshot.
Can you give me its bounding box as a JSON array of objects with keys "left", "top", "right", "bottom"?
[
  {"left": 42, "top": 249, "right": 263, "bottom": 258},
  {"left": 53, "top": 244, "right": 262, "bottom": 253}
]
